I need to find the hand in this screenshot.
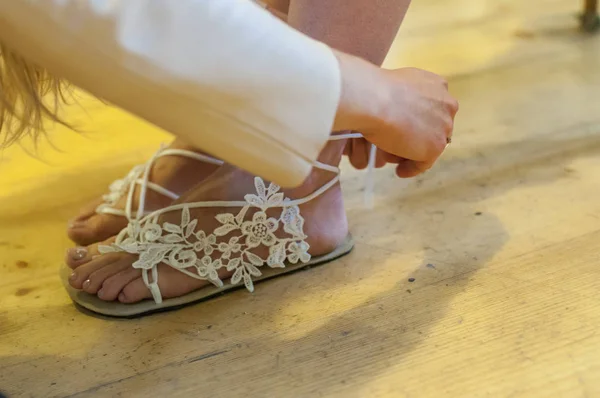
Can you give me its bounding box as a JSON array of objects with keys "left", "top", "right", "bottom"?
[
  {"left": 333, "top": 53, "right": 458, "bottom": 177},
  {"left": 364, "top": 67, "right": 458, "bottom": 177},
  {"left": 343, "top": 135, "right": 402, "bottom": 170}
]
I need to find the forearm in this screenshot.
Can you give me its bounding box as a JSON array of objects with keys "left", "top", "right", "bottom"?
[{"left": 331, "top": 51, "right": 388, "bottom": 133}]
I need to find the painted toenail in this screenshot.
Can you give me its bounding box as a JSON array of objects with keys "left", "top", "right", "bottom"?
[
  {"left": 69, "top": 272, "right": 77, "bottom": 281},
  {"left": 69, "top": 247, "right": 87, "bottom": 260},
  {"left": 68, "top": 220, "right": 85, "bottom": 229},
  {"left": 82, "top": 279, "right": 91, "bottom": 289}
]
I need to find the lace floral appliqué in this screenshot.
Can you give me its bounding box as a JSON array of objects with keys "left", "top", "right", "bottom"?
[{"left": 99, "top": 177, "right": 310, "bottom": 293}]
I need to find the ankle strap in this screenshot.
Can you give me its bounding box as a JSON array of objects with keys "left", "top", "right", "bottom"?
[
  {"left": 324, "top": 132, "right": 377, "bottom": 208},
  {"left": 313, "top": 132, "right": 364, "bottom": 174},
  {"left": 329, "top": 132, "right": 363, "bottom": 141}
]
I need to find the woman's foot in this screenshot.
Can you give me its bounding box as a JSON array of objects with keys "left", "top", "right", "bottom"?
[
  {"left": 67, "top": 140, "right": 221, "bottom": 246},
  {"left": 65, "top": 140, "right": 348, "bottom": 304}
]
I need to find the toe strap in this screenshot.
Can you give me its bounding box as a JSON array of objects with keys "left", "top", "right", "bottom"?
[
  {"left": 96, "top": 146, "right": 222, "bottom": 223},
  {"left": 142, "top": 267, "right": 163, "bottom": 304}
]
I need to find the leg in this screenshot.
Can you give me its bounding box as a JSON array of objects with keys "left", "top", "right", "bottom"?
[
  {"left": 287, "top": 0, "right": 413, "bottom": 168},
  {"left": 67, "top": 0, "right": 412, "bottom": 245},
  {"left": 265, "top": 0, "right": 411, "bottom": 66},
  {"left": 288, "top": 0, "right": 412, "bottom": 66},
  {"left": 66, "top": 0, "right": 414, "bottom": 304},
  {"left": 263, "top": 0, "right": 290, "bottom": 14}
]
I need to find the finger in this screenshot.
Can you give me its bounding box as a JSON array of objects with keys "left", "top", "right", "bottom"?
[
  {"left": 348, "top": 138, "right": 370, "bottom": 170},
  {"left": 383, "top": 152, "right": 404, "bottom": 164},
  {"left": 439, "top": 76, "right": 449, "bottom": 90},
  {"left": 450, "top": 97, "right": 459, "bottom": 115},
  {"left": 375, "top": 148, "right": 387, "bottom": 168},
  {"left": 395, "top": 159, "right": 433, "bottom": 178},
  {"left": 445, "top": 95, "right": 460, "bottom": 118}
]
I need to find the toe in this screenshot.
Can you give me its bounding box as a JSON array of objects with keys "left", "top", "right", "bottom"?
[
  {"left": 119, "top": 278, "right": 152, "bottom": 304},
  {"left": 68, "top": 198, "right": 104, "bottom": 225},
  {"left": 68, "top": 251, "right": 122, "bottom": 289},
  {"left": 68, "top": 214, "right": 127, "bottom": 246},
  {"left": 117, "top": 265, "right": 210, "bottom": 304},
  {"left": 65, "top": 246, "right": 91, "bottom": 268},
  {"left": 83, "top": 257, "right": 136, "bottom": 295},
  {"left": 98, "top": 268, "right": 142, "bottom": 301},
  {"left": 65, "top": 238, "right": 114, "bottom": 269},
  {"left": 67, "top": 222, "right": 95, "bottom": 246}
]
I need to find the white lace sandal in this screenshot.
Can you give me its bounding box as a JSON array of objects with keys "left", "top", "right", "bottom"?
[
  {"left": 61, "top": 134, "right": 360, "bottom": 317},
  {"left": 95, "top": 146, "right": 223, "bottom": 221}
]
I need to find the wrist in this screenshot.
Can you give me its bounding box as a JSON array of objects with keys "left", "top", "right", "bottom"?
[{"left": 332, "top": 50, "right": 389, "bottom": 133}]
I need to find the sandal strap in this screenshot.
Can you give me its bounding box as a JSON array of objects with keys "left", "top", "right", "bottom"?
[
  {"left": 101, "top": 133, "right": 380, "bottom": 304},
  {"left": 139, "top": 180, "right": 180, "bottom": 200},
  {"left": 329, "top": 132, "right": 363, "bottom": 140},
  {"left": 331, "top": 132, "right": 377, "bottom": 207},
  {"left": 97, "top": 146, "right": 222, "bottom": 220},
  {"left": 97, "top": 179, "right": 179, "bottom": 216},
  {"left": 157, "top": 148, "right": 223, "bottom": 166}
]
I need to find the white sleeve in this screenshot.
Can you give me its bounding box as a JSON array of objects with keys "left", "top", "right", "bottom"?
[{"left": 0, "top": 0, "right": 341, "bottom": 186}]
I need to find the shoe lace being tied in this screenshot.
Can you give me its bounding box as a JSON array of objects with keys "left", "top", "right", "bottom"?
[{"left": 0, "top": 42, "right": 72, "bottom": 148}]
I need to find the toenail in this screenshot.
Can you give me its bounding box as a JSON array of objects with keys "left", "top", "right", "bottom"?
[
  {"left": 68, "top": 220, "right": 85, "bottom": 229},
  {"left": 69, "top": 272, "right": 77, "bottom": 281},
  {"left": 69, "top": 247, "right": 87, "bottom": 260},
  {"left": 82, "top": 279, "right": 91, "bottom": 289},
  {"left": 118, "top": 292, "right": 126, "bottom": 302},
  {"left": 98, "top": 289, "right": 106, "bottom": 299}
]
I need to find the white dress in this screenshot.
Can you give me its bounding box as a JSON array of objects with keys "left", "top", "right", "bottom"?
[{"left": 0, "top": 0, "right": 341, "bottom": 187}]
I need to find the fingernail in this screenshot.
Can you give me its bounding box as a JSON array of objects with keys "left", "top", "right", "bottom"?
[
  {"left": 69, "top": 247, "right": 87, "bottom": 261},
  {"left": 82, "top": 279, "right": 91, "bottom": 289},
  {"left": 69, "top": 272, "right": 77, "bottom": 281}
]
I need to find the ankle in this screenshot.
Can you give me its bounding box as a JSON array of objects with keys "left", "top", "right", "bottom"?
[
  {"left": 285, "top": 138, "right": 346, "bottom": 198},
  {"left": 293, "top": 139, "right": 348, "bottom": 256},
  {"left": 302, "top": 183, "right": 348, "bottom": 256}
]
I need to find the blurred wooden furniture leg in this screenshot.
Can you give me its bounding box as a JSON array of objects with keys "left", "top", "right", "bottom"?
[{"left": 581, "top": 0, "right": 600, "bottom": 32}]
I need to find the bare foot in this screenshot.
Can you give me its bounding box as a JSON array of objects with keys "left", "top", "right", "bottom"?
[
  {"left": 67, "top": 139, "right": 221, "bottom": 246},
  {"left": 65, "top": 140, "right": 348, "bottom": 304}
]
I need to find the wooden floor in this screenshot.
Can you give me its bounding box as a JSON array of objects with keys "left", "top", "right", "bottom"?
[{"left": 2, "top": 1, "right": 600, "bottom": 397}]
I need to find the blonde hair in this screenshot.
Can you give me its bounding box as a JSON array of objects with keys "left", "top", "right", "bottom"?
[{"left": 0, "top": 42, "right": 71, "bottom": 148}]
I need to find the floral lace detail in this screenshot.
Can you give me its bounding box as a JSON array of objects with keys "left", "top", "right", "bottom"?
[{"left": 99, "top": 177, "right": 310, "bottom": 294}]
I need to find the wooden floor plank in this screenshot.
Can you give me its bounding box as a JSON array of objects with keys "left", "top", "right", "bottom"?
[{"left": 1, "top": 0, "right": 600, "bottom": 397}]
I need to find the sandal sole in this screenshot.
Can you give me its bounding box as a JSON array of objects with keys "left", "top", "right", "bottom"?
[{"left": 60, "top": 235, "right": 354, "bottom": 318}]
